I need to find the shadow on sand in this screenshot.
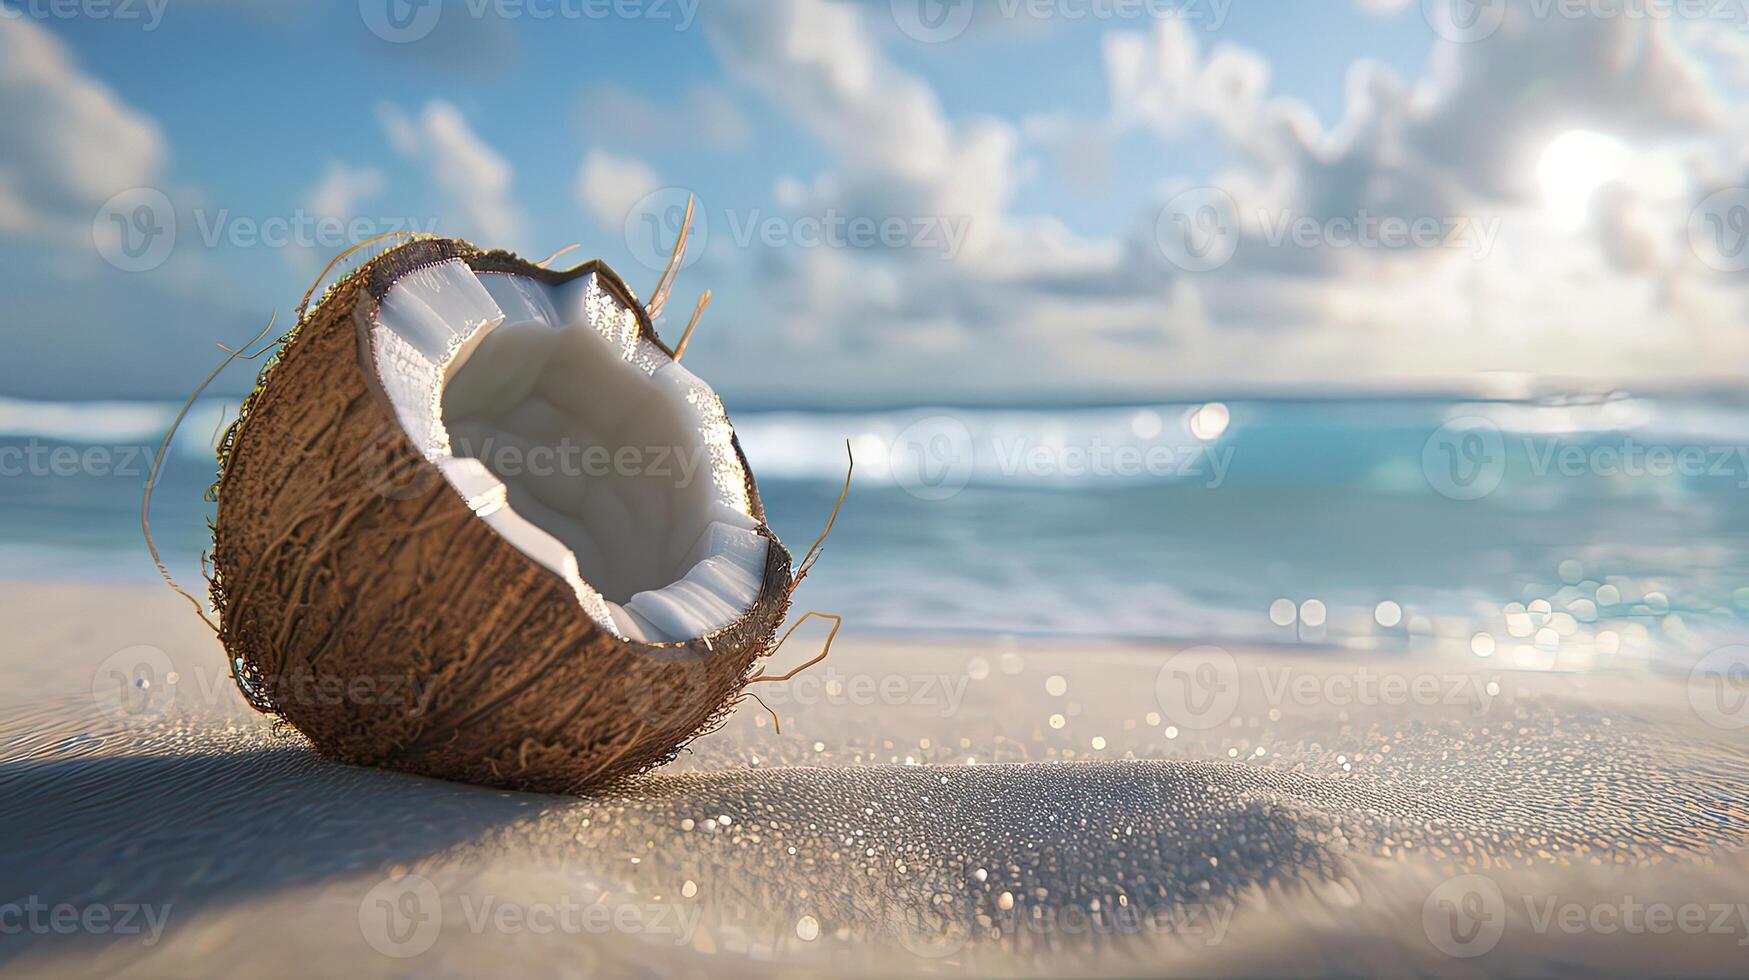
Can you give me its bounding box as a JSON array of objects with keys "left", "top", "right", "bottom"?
[{"left": 0, "top": 743, "right": 1360, "bottom": 964}]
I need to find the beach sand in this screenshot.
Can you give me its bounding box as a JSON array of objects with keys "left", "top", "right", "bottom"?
[{"left": 4, "top": 583, "right": 1748, "bottom": 977}]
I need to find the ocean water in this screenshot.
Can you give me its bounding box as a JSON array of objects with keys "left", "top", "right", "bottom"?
[{"left": 4, "top": 393, "right": 1748, "bottom": 673}]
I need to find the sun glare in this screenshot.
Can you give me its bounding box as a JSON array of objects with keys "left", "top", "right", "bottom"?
[{"left": 1536, "top": 129, "right": 1628, "bottom": 231}]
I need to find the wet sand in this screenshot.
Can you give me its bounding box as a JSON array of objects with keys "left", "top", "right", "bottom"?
[{"left": 3, "top": 584, "right": 1748, "bottom": 977}]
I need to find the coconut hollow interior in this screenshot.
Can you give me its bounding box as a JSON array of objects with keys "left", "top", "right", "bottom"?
[{"left": 364, "top": 258, "right": 769, "bottom": 644}]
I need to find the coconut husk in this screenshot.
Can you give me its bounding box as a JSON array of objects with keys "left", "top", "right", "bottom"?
[{"left": 207, "top": 238, "right": 793, "bottom": 793}]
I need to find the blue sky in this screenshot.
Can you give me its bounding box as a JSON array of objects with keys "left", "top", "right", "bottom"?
[{"left": 3, "top": 0, "right": 1749, "bottom": 404}]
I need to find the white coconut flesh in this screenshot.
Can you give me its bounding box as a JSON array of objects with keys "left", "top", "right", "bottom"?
[{"left": 364, "top": 258, "right": 770, "bottom": 644}]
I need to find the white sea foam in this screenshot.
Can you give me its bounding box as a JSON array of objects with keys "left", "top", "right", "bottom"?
[{"left": 0, "top": 396, "right": 232, "bottom": 459}]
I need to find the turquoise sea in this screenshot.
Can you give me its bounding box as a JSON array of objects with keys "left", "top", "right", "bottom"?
[{"left": 4, "top": 393, "right": 1748, "bottom": 675}]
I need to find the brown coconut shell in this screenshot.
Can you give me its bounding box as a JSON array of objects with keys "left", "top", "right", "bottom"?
[{"left": 208, "top": 238, "right": 793, "bottom": 793}]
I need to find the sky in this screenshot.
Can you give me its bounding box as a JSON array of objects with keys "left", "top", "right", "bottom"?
[{"left": 3, "top": 0, "right": 1749, "bottom": 405}]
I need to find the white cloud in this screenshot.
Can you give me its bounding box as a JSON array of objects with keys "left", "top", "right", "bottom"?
[
  {"left": 1104, "top": 18, "right": 1273, "bottom": 146},
  {"left": 277, "top": 161, "right": 390, "bottom": 275},
  {"left": 577, "top": 84, "right": 750, "bottom": 151},
  {"left": 1078, "top": 6, "right": 1749, "bottom": 390},
  {"left": 1109, "top": 6, "right": 1719, "bottom": 210},
  {"left": 0, "top": 17, "right": 165, "bottom": 241},
  {"left": 379, "top": 100, "right": 524, "bottom": 247},
  {"left": 1409, "top": 3, "right": 1716, "bottom": 200},
  {"left": 706, "top": 0, "right": 1022, "bottom": 258},
  {"left": 1590, "top": 182, "right": 1667, "bottom": 274},
  {"left": 710, "top": 0, "right": 947, "bottom": 178},
  {"left": 576, "top": 150, "right": 660, "bottom": 232},
  {"left": 668, "top": 0, "right": 1749, "bottom": 400},
  {"left": 305, "top": 162, "right": 384, "bottom": 220}
]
